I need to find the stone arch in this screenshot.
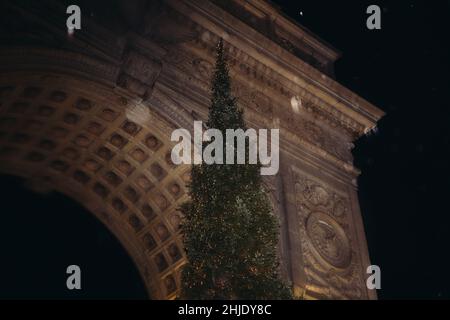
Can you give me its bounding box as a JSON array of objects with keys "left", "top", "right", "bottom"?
[{"left": 0, "top": 50, "right": 191, "bottom": 299}]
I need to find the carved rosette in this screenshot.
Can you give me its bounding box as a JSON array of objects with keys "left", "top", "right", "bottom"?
[{"left": 293, "top": 170, "right": 366, "bottom": 299}]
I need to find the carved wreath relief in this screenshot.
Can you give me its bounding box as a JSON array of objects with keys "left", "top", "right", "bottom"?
[
  {"left": 293, "top": 170, "right": 366, "bottom": 299},
  {"left": 306, "top": 211, "right": 351, "bottom": 269}
]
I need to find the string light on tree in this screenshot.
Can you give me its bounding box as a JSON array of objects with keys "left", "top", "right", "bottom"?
[{"left": 179, "top": 40, "right": 292, "bottom": 300}]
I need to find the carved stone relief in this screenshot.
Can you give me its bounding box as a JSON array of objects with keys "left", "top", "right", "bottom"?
[
  {"left": 233, "top": 84, "right": 274, "bottom": 117},
  {"left": 293, "top": 169, "right": 366, "bottom": 299},
  {"left": 0, "top": 0, "right": 382, "bottom": 300},
  {"left": 284, "top": 112, "right": 353, "bottom": 163},
  {"left": 118, "top": 50, "right": 162, "bottom": 99}
]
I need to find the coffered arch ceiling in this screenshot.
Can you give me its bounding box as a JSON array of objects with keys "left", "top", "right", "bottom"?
[{"left": 0, "top": 55, "right": 191, "bottom": 299}]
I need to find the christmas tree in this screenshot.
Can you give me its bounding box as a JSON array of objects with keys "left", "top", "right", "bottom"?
[{"left": 180, "top": 40, "right": 291, "bottom": 299}]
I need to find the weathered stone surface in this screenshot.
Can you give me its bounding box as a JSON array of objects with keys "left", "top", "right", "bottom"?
[{"left": 0, "top": 0, "right": 383, "bottom": 299}]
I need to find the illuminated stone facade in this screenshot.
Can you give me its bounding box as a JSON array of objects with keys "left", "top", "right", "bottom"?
[{"left": 0, "top": 0, "right": 383, "bottom": 299}]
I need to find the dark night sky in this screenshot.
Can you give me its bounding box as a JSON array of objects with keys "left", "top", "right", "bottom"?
[
  {"left": 273, "top": 0, "right": 450, "bottom": 299},
  {"left": 1, "top": 1, "right": 449, "bottom": 300}
]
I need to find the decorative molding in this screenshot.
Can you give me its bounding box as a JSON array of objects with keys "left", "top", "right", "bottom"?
[
  {"left": 0, "top": 0, "right": 380, "bottom": 300},
  {"left": 292, "top": 168, "right": 367, "bottom": 299},
  {"left": 165, "top": 0, "right": 384, "bottom": 136},
  {"left": 0, "top": 47, "right": 120, "bottom": 85},
  {"left": 118, "top": 50, "right": 162, "bottom": 99}
]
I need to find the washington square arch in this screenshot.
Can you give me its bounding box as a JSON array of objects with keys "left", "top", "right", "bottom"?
[{"left": 0, "top": 0, "right": 383, "bottom": 300}]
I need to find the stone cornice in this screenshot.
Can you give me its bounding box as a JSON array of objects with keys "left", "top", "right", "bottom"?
[
  {"left": 237, "top": 0, "right": 342, "bottom": 62},
  {"left": 166, "top": 0, "right": 384, "bottom": 139},
  {"left": 153, "top": 64, "right": 362, "bottom": 180},
  {"left": 0, "top": 47, "right": 120, "bottom": 86}
]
